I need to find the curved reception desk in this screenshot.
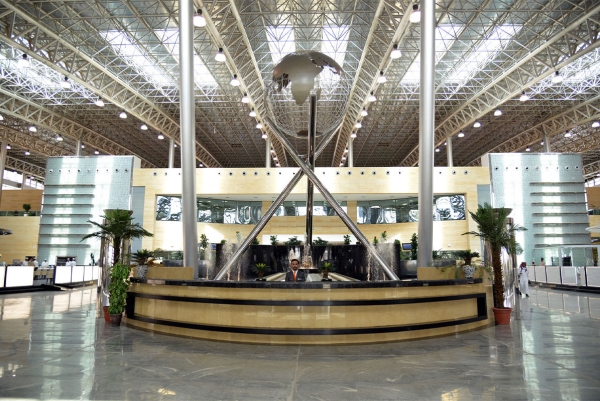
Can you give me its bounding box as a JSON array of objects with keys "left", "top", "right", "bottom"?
[{"left": 125, "top": 276, "right": 493, "bottom": 345}]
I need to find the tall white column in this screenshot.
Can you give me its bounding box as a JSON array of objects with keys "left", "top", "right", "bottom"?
[
  {"left": 179, "top": 0, "right": 199, "bottom": 276},
  {"left": 22, "top": 171, "right": 27, "bottom": 190},
  {"left": 168, "top": 138, "right": 175, "bottom": 168},
  {"left": 543, "top": 133, "right": 551, "bottom": 152},
  {"left": 0, "top": 142, "right": 6, "bottom": 205},
  {"left": 417, "top": 0, "right": 435, "bottom": 268},
  {"left": 348, "top": 138, "right": 354, "bottom": 167},
  {"left": 265, "top": 136, "right": 271, "bottom": 168},
  {"left": 446, "top": 136, "right": 453, "bottom": 167},
  {"left": 75, "top": 138, "right": 82, "bottom": 156}
]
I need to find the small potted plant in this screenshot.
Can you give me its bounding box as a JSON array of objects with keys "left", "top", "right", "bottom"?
[
  {"left": 319, "top": 261, "right": 335, "bottom": 281},
  {"left": 252, "top": 262, "right": 270, "bottom": 281},
  {"left": 343, "top": 235, "right": 351, "bottom": 245},
  {"left": 107, "top": 263, "right": 131, "bottom": 326},
  {"left": 132, "top": 249, "right": 154, "bottom": 279},
  {"left": 22, "top": 204, "right": 31, "bottom": 216},
  {"left": 380, "top": 230, "right": 388, "bottom": 243},
  {"left": 270, "top": 235, "right": 279, "bottom": 246},
  {"left": 455, "top": 249, "right": 480, "bottom": 279},
  {"left": 373, "top": 236, "right": 379, "bottom": 245}
]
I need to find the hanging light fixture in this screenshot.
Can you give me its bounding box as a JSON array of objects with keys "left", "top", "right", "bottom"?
[
  {"left": 230, "top": 74, "right": 240, "bottom": 86},
  {"left": 592, "top": 121, "right": 600, "bottom": 128},
  {"left": 390, "top": 43, "right": 401, "bottom": 59},
  {"left": 193, "top": 9, "right": 206, "bottom": 27},
  {"left": 0, "top": 114, "right": 4, "bottom": 121},
  {"left": 60, "top": 76, "right": 71, "bottom": 89},
  {"left": 198, "top": 162, "right": 203, "bottom": 167},
  {"left": 273, "top": 154, "right": 278, "bottom": 160},
  {"left": 350, "top": 132, "right": 357, "bottom": 138},
  {"left": 215, "top": 48, "right": 226, "bottom": 62},
  {"left": 361, "top": 107, "right": 368, "bottom": 117},
  {"left": 458, "top": 131, "right": 465, "bottom": 138},
  {"left": 56, "top": 135, "right": 63, "bottom": 141},
  {"left": 494, "top": 109, "right": 502, "bottom": 116},
  {"left": 261, "top": 132, "right": 268, "bottom": 139},
  {"left": 119, "top": 110, "right": 127, "bottom": 119},
  {"left": 241, "top": 93, "right": 250, "bottom": 103},
  {"left": 368, "top": 92, "right": 376, "bottom": 102},
  {"left": 410, "top": 4, "right": 421, "bottom": 23},
  {"left": 564, "top": 132, "right": 572, "bottom": 138},
  {"left": 525, "top": 147, "right": 531, "bottom": 152},
  {"left": 28, "top": 126, "right": 37, "bottom": 132},
  {"left": 157, "top": 133, "right": 165, "bottom": 140},
  {"left": 249, "top": 108, "right": 256, "bottom": 117},
  {"left": 81, "top": 144, "right": 85, "bottom": 149},
  {"left": 6, "top": 144, "right": 11, "bottom": 149},
  {"left": 17, "top": 54, "right": 30, "bottom": 69},
  {"left": 95, "top": 98, "right": 105, "bottom": 107},
  {"left": 342, "top": 155, "right": 347, "bottom": 161},
  {"left": 344, "top": 148, "right": 348, "bottom": 153},
  {"left": 519, "top": 91, "right": 529, "bottom": 102},
  {"left": 94, "top": 149, "right": 100, "bottom": 154},
  {"left": 435, "top": 148, "right": 440, "bottom": 153},
  {"left": 473, "top": 121, "right": 481, "bottom": 128},
  {"left": 140, "top": 124, "right": 148, "bottom": 130},
  {"left": 256, "top": 122, "right": 263, "bottom": 129},
  {"left": 174, "top": 143, "right": 178, "bottom": 148},
  {"left": 551, "top": 70, "right": 563, "bottom": 84},
  {"left": 24, "top": 150, "right": 31, "bottom": 155},
  {"left": 377, "top": 71, "right": 387, "bottom": 83},
  {"left": 355, "top": 121, "right": 362, "bottom": 129}
]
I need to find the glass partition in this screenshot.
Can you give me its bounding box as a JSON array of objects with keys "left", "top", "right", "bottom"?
[
  {"left": 156, "top": 196, "right": 262, "bottom": 224},
  {"left": 357, "top": 195, "right": 465, "bottom": 224}
]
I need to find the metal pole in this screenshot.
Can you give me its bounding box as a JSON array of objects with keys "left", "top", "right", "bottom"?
[
  {"left": 265, "top": 136, "right": 271, "bottom": 168},
  {"left": 417, "top": 0, "right": 435, "bottom": 269},
  {"left": 168, "top": 138, "right": 175, "bottom": 168},
  {"left": 348, "top": 137, "right": 354, "bottom": 167},
  {"left": 21, "top": 172, "right": 27, "bottom": 190},
  {"left": 179, "top": 0, "right": 199, "bottom": 276},
  {"left": 0, "top": 142, "right": 6, "bottom": 205},
  {"left": 267, "top": 118, "right": 399, "bottom": 280},
  {"left": 543, "top": 132, "right": 551, "bottom": 153},
  {"left": 215, "top": 171, "right": 305, "bottom": 280},
  {"left": 75, "top": 138, "right": 81, "bottom": 156},
  {"left": 306, "top": 95, "right": 317, "bottom": 247},
  {"left": 446, "top": 136, "right": 453, "bottom": 167}
]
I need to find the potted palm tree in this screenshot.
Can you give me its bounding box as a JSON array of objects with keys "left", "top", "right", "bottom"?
[
  {"left": 455, "top": 250, "right": 480, "bottom": 279},
  {"left": 319, "top": 261, "right": 335, "bottom": 281},
  {"left": 131, "top": 249, "right": 154, "bottom": 279},
  {"left": 107, "top": 263, "right": 130, "bottom": 326},
  {"left": 252, "top": 262, "right": 270, "bottom": 281},
  {"left": 463, "top": 203, "right": 526, "bottom": 325}
]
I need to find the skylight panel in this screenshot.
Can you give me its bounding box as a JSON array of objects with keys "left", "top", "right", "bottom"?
[
  {"left": 401, "top": 25, "right": 461, "bottom": 83},
  {"left": 102, "top": 30, "right": 174, "bottom": 88},
  {"left": 447, "top": 24, "right": 522, "bottom": 83},
  {"left": 267, "top": 26, "right": 295, "bottom": 65},
  {"left": 321, "top": 25, "right": 350, "bottom": 67}
]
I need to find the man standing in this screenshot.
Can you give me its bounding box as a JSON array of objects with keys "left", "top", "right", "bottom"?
[
  {"left": 41, "top": 259, "right": 49, "bottom": 268},
  {"left": 285, "top": 259, "right": 307, "bottom": 282},
  {"left": 518, "top": 262, "right": 530, "bottom": 297}
]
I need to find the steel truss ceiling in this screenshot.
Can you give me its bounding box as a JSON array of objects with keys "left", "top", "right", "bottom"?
[{"left": 0, "top": 0, "right": 597, "bottom": 181}]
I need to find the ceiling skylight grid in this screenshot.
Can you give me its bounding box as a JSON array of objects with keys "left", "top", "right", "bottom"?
[{"left": 266, "top": 26, "right": 296, "bottom": 65}]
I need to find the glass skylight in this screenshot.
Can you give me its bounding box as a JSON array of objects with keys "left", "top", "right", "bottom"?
[
  {"left": 401, "top": 25, "right": 462, "bottom": 83},
  {"left": 447, "top": 24, "right": 522, "bottom": 83},
  {"left": 267, "top": 26, "right": 296, "bottom": 65},
  {"left": 321, "top": 25, "right": 350, "bottom": 67}
]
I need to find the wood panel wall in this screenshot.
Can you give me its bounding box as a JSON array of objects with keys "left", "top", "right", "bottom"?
[{"left": 0, "top": 190, "right": 43, "bottom": 211}]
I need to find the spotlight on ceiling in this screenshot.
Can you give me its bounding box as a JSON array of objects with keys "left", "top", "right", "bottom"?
[
  {"left": 95, "top": 98, "right": 105, "bottom": 107},
  {"left": 473, "top": 121, "right": 481, "bottom": 128},
  {"left": 519, "top": 91, "right": 529, "bottom": 102},
  {"left": 60, "top": 76, "right": 71, "bottom": 89},
  {"left": 215, "top": 47, "right": 226, "bottom": 62},
  {"left": 361, "top": 108, "right": 368, "bottom": 117},
  {"left": 367, "top": 92, "right": 376, "bottom": 102},
  {"left": 119, "top": 110, "right": 127, "bottom": 119},
  {"left": 230, "top": 74, "right": 240, "bottom": 86},
  {"left": 390, "top": 43, "right": 401, "bottom": 59},
  {"left": 551, "top": 70, "right": 563, "bottom": 84},
  {"left": 410, "top": 4, "right": 421, "bottom": 23},
  {"left": 193, "top": 9, "right": 206, "bottom": 27},
  {"left": 377, "top": 71, "right": 387, "bottom": 83},
  {"left": 249, "top": 108, "right": 256, "bottom": 117},
  {"left": 494, "top": 109, "right": 502, "bottom": 116}
]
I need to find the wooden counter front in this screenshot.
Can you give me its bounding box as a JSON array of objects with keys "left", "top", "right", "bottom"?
[{"left": 124, "top": 279, "right": 493, "bottom": 345}]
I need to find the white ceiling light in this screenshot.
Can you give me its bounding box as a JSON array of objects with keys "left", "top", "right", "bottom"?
[
  {"left": 494, "top": 109, "right": 502, "bottom": 116},
  {"left": 119, "top": 110, "right": 127, "bottom": 119},
  {"left": 230, "top": 74, "right": 240, "bottom": 86},
  {"left": 473, "top": 121, "right": 481, "bottom": 128},
  {"left": 410, "top": 4, "right": 421, "bottom": 23},
  {"left": 367, "top": 92, "right": 376, "bottom": 102},
  {"left": 24, "top": 150, "right": 31, "bottom": 155},
  {"left": 551, "top": 70, "right": 563, "bottom": 84},
  {"left": 95, "top": 98, "right": 105, "bottom": 107},
  {"left": 350, "top": 132, "right": 357, "bottom": 138},
  {"left": 355, "top": 122, "right": 362, "bottom": 129},
  {"left": 0, "top": 114, "right": 3, "bottom": 121},
  {"left": 519, "top": 91, "right": 529, "bottom": 102},
  {"left": 261, "top": 132, "right": 268, "bottom": 139},
  {"left": 540, "top": 141, "right": 544, "bottom": 145},
  {"left": 215, "top": 48, "right": 226, "bottom": 62},
  {"left": 390, "top": 43, "right": 401, "bottom": 59},
  {"left": 249, "top": 108, "right": 256, "bottom": 117},
  {"left": 344, "top": 148, "right": 348, "bottom": 153},
  {"left": 435, "top": 148, "right": 440, "bottom": 152},
  {"left": 525, "top": 147, "right": 530, "bottom": 152},
  {"left": 6, "top": 144, "right": 10, "bottom": 149},
  {"left": 56, "top": 135, "right": 63, "bottom": 141},
  {"left": 564, "top": 132, "right": 572, "bottom": 138},
  {"left": 60, "top": 76, "right": 71, "bottom": 89},
  {"left": 174, "top": 143, "right": 178, "bottom": 148},
  {"left": 342, "top": 155, "right": 347, "bottom": 161},
  {"left": 241, "top": 93, "right": 250, "bottom": 103},
  {"left": 198, "top": 162, "right": 203, "bottom": 167},
  {"left": 94, "top": 150, "right": 100, "bottom": 154},
  {"left": 377, "top": 71, "right": 387, "bottom": 83},
  {"left": 193, "top": 9, "right": 206, "bottom": 27},
  {"left": 256, "top": 122, "right": 263, "bottom": 129},
  {"left": 458, "top": 131, "right": 465, "bottom": 138},
  {"left": 276, "top": 162, "right": 280, "bottom": 167},
  {"left": 81, "top": 144, "right": 85, "bottom": 148},
  {"left": 361, "top": 108, "right": 368, "bottom": 117},
  {"left": 28, "top": 126, "right": 37, "bottom": 132},
  {"left": 157, "top": 133, "right": 164, "bottom": 140},
  {"left": 17, "top": 54, "right": 30, "bottom": 69},
  {"left": 140, "top": 124, "right": 148, "bottom": 130},
  {"left": 592, "top": 121, "right": 600, "bottom": 128}
]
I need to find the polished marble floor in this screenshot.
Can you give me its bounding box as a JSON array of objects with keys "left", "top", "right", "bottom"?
[{"left": 0, "top": 286, "right": 599, "bottom": 400}]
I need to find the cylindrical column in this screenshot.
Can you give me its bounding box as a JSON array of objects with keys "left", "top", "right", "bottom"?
[
  {"left": 21, "top": 171, "right": 27, "bottom": 190},
  {"left": 417, "top": 0, "right": 435, "bottom": 268},
  {"left": 543, "top": 132, "right": 551, "bottom": 152},
  {"left": 0, "top": 142, "right": 6, "bottom": 205},
  {"left": 348, "top": 137, "right": 354, "bottom": 167},
  {"left": 446, "top": 136, "right": 453, "bottom": 167},
  {"left": 168, "top": 138, "right": 175, "bottom": 168},
  {"left": 75, "top": 138, "right": 82, "bottom": 156},
  {"left": 306, "top": 94, "right": 317, "bottom": 247},
  {"left": 265, "top": 136, "right": 271, "bottom": 168},
  {"left": 179, "top": 0, "right": 199, "bottom": 276}
]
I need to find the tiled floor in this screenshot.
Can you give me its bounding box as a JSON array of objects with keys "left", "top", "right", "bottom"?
[{"left": 0, "top": 286, "right": 599, "bottom": 400}]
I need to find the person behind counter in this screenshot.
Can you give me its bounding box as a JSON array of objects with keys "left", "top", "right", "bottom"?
[{"left": 285, "top": 259, "right": 307, "bottom": 282}]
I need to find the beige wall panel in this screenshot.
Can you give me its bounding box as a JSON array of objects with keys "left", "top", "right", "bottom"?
[
  {"left": 0, "top": 216, "right": 40, "bottom": 263},
  {"left": 0, "top": 190, "right": 43, "bottom": 211},
  {"left": 589, "top": 215, "right": 600, "bottom": 238},
  {"left": 586, "top": 187, "right": 600, "bottom": 210}
]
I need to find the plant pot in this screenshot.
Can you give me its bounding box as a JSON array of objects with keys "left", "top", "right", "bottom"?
[
  {"left": 137, "top": 264, "right": 148, "bottom": 279},
  {"left": 109, "top": 313, "right": 123, "bottom": 327},
  {"left": 492, "top": 307, "right": 512, "bottom": 325},
  {"left": 103, "top": 305, "right": 110, "bottom": 322},
  {"left": 462, "top": 265, "right": 476, "bottom": 279}
]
